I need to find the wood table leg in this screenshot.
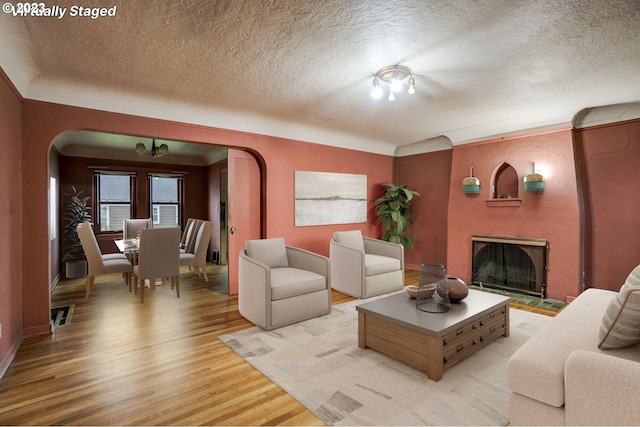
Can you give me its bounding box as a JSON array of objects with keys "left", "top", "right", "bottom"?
[
  {"left": 425, "top": 334, "right": 443, "bottom": 381},
  {"left": 358, "top": 312, "right": 367, "bottom": 349}
]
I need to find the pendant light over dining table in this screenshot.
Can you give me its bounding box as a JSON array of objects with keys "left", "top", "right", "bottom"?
[{"left": 135, "top": 139, "right": 168, "bottom": 158}]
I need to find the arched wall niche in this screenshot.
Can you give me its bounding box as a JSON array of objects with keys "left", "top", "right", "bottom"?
[{"left": 490, "top": 162, "right": 519, "bottom": 199}]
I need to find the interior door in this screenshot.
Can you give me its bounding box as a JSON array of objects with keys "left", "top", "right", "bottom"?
[{"left": 227, "top": 148, "right": 261, "bottom": 295}]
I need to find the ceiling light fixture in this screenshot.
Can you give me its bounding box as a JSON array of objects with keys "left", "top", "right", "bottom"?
[
  {"left": 371, "top": 64, "right": 416, "bottom": 101},
  {"left": 135, "top": 139, "right": 168, "bottom": 158}
]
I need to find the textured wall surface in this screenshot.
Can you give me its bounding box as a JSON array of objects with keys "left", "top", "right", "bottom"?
[
  {"left": 445, "top": 129, "right": 580, "bottom": 302},
  {"left": 395, "top": 149, "right": 453, "bottom": 269},
  {"left": 576, "top": 120, "right": 640, "bottom": 292},
  {"left": 0, "top": 74, "right": 24, "bottom": 372}
]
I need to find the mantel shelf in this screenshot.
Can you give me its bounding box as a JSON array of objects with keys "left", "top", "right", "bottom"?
[{"left": 486, "top": 198, "right": 522, "bottom": 207}]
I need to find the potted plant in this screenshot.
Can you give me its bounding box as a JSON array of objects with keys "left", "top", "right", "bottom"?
[
  {"left": 374, "top": 183, "right": 420, "bottom": 248},
  {"left": 62, "top": 186, "right": 92, "bottom": 278}
]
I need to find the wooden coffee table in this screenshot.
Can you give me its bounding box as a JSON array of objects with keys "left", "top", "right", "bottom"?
[{"left": 356, "top": 289, "right": 510, "bottom": 381}]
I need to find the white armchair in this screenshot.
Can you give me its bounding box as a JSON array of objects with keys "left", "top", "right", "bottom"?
[
  {"left": 330, "top": 230, "right": 404, "bottom": 298},
  {"left": 239, "top": 238, "right": 331, "bottom": 330}
]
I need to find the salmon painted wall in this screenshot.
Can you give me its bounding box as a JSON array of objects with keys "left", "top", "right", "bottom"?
[
  {"left": 445, "top": 129, "right": 580, "bottom": 302},
  {"left": 575, "top": 119, "right": 640, "bottom": 292},
  {"left": 395, "top": 149, "right": 453, "bottom": 269},
  {"left": 20, "top": 100, "right": 393, "bottom": 335},
  {"left": 259, "top": 139, "right": 393, "bottom": 256},
  {"left": 0, "top": 73, "right": 23, "bottom": 373}
]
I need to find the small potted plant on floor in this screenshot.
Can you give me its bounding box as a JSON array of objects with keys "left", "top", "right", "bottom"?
[
  {"left": 62, "top": 186, "right": 92, "bottom": 278},
  {"left": 374, "top": 183, "right": 420, "bottom": 248}
]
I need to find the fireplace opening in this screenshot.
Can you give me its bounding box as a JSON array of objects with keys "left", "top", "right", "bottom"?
[{"left": 471, "top": 236, "right": 548, "bottom": 298}]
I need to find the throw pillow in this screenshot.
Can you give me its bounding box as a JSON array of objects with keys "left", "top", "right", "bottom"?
[{"left": 598, "top": 264, "right": 640, "bottom": 349}]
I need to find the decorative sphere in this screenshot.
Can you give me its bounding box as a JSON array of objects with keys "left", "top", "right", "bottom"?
[{"left": 446, "top": 277, "right": 469, "bottom": 301}]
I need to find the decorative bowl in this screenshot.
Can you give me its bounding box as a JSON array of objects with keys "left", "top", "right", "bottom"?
[
  {"left": 447, "top": 277, "right": 469, "bottom": 301},
  {"left": 405, "top": 285, "right": 419, "bottom": 299}
]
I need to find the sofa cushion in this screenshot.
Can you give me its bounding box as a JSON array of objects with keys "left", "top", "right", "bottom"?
[
  {"left": 334, "top": 230, "right": 365, "bottom": 252},
  {"left": 599, "top": 264, "right": 640, "bottom": 349},
  {"left": 270, "top": 267, "right": 326, "bottom": 300},
  {"left": 364, "top": 254, "right": 401, "bottom": 276},
  {"left": 245, "top": 238, "right": 289, "bottom": 268}
]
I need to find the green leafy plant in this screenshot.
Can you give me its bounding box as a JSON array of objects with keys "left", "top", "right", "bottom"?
[
  {"left": 62, "top": 186, "right": 92, "bottom": 263},
  {"left": 374, "top": 183, "right": 420, "bottom": 248}
]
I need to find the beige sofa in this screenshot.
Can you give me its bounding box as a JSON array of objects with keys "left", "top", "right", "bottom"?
[{"left": 507, "top": 267, "right": 640, "bottom": 425}]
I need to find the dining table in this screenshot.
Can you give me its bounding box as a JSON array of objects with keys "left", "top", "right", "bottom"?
[
  {"left": 114, "top": 237, "right": 161, "bottom": 290},
  {"left": 114, "top": 238, "right": 139, "bottom": 265},
  {"left": 114, "top": 234, "right": 182, "bottom": 290}
]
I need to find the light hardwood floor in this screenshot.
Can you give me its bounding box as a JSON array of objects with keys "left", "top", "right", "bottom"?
[{"left": 0, "top": 266, "right": 553, "bottom": 425}]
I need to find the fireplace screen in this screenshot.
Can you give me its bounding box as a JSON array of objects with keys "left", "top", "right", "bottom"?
[{"left": 471, "top": 236, "right": 547, "bottom": 297}]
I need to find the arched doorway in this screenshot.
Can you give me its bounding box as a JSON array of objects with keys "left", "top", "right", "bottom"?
[{"left": 49, "top": 131, "right": 264, "bottom": 301}]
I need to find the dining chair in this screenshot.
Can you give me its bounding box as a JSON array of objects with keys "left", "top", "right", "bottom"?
[
  {"left": 77, "top": 223, "right": 133, "bottom": 298},
  {"left": 180, "top": 220, "right": 213, "bottom": 281},
  {"left": 123, "top": 218, "right": 152, "bottom": 239},
  {"left": 180, "top": 218, "right": 195, "bottom": 250},
  {"left": 180, "top": 218, "right": 203, "bottom": 254},
  {"left": 133, "top": 227, "right": 181, "bottom": 303},
  {"left": 78, "top": 221, "right": 128, "bottom": 261}
]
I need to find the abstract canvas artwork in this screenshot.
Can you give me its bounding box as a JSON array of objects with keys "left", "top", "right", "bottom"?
[{"left": 295, "top": 171, "right": 367, "bottom": 226}]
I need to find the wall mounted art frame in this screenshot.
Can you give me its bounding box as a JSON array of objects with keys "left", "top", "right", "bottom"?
[{"left": 295, "top": 171, "right": 367, "bottom": 226}]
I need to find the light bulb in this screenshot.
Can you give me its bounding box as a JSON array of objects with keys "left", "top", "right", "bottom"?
[
  {"left": 388, "top": 90, "right": 395, "bottom": 101},
  {"left": 408, "top": 74, "right": 416, "bottom": 95},
  {"left": 371, "top": 77, "right": 383, "bottom": 99},
  {"left": 389, "top": 78, "right": 403, "bottom": 93}
]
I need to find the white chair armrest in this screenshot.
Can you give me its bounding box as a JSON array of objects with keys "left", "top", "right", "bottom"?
[
  {"left": 565, "top": 349, "right": 640, "bottom": 426},
  {"left": 330, "top": 238, "right": 365, "bottom": 297},
  {"left": 286, "top": 246, "right": 329, "bottom": 286},
  {"left": 238, "top": 250, "right": 271, "bottom": 326},
  {"left": 363, "top": 237, "right": 404, "bottom": 261}
]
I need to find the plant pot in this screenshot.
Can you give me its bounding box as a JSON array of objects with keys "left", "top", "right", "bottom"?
[{"left": 66, "top": 260, "right": 87, "bottom": 279}]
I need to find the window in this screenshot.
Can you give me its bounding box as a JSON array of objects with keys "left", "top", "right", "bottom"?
[
  {"left": 95, "top": 173, "right": 134, "bottom": 232},
  {"left": 150, "top": 175, "right": 182, "bottom": 228}
]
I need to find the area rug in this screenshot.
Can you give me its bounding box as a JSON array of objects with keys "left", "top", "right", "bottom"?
[{"left": 219, "top": 295, "right": 551, "bottom": 426}]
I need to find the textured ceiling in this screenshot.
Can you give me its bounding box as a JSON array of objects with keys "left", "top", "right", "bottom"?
[{"left": 1, "top": 0, "right": 639, "bottom": 157}]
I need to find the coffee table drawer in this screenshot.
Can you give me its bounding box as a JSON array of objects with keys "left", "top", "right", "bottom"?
[
  {"left": 478, "top": 317, "right": 507, "bottom": 344},
  {"left": 442, "top": 322, "right": 477, "bottom": 347},
  {"left": 479, "top": 306, "right": 507, "bottom": 328},
  {"left": 443, "top": 335, "right": 477, "bottom": 365}
]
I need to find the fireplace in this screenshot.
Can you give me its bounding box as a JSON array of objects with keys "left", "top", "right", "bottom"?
[{"left": 471, "top": 235, "right": 548, "bottom": 298}]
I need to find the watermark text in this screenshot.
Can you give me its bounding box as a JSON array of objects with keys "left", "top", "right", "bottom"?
[{"left": 3, "top": 3, "right": 117, "bottom": 19}]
